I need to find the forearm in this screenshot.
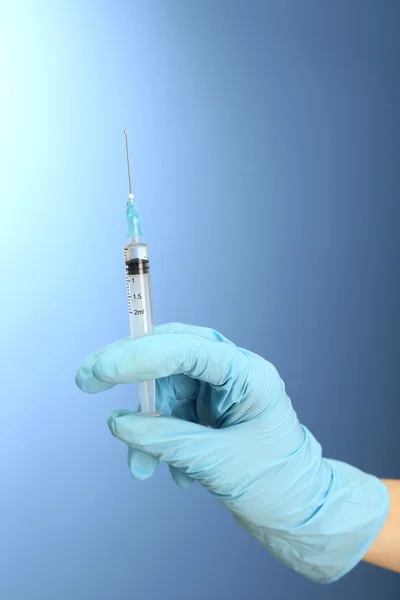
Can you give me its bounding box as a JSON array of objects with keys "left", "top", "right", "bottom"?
[{"left": 363, "top": 480, "right": 400, "bottom": 573}]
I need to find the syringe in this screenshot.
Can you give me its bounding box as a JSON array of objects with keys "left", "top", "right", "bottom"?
[{"left": 122, "top": 129, "right": 160, "bottom": 416}]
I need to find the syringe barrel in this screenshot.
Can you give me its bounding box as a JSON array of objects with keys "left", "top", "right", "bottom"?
[
  {"left": 124, "top": 241, "right": 157, "bottom": 415},
  {"left": 124, "top": 241, "right": 154, "bottom": 338}
]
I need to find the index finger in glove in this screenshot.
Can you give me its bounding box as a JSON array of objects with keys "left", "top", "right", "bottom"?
[
  {"left": 75, "top": 338, "right": 129, "bottom": 394},
  {"left": 92, "top": 332, "right": 246, "bottom": 387},
  {"left": 75, "top": 323, "right": 235, "bottom": 394}
]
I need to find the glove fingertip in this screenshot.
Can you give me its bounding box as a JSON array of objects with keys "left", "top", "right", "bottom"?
[
  {"left": 169, "top": 465, "right": 194, "bottom": 489},
  {"left": 75, "top": 368, "right": 115, "bottom": 394},
  {"left": 128, "top": 447, "right": 159, "bottom": 481}
]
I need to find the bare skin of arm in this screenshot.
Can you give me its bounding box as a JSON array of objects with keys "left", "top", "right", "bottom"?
[{"left": 363, "top": 480, "right": 400, "bottom": 573}]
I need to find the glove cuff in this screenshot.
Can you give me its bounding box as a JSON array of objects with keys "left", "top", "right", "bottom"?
[{"left": 234, "top": 427, "right": 390, "bottom": 583}]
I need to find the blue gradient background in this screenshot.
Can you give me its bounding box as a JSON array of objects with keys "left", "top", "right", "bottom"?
[{"left": 1, "top": 1, "right": 399, "bottom": 598}]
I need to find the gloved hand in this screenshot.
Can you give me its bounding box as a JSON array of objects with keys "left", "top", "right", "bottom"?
[{"left": 75, "top": 323, "right": 389, "bottom": 583}]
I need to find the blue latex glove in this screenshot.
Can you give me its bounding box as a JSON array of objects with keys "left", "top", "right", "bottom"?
[{"left": 76, "top": 323, "right": 389, "bottom": 583}]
